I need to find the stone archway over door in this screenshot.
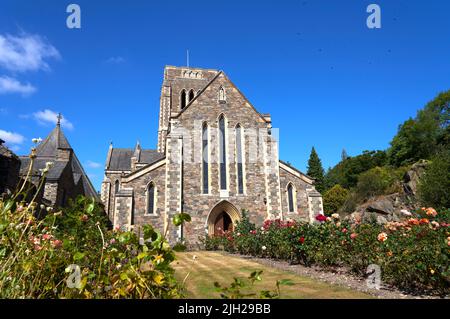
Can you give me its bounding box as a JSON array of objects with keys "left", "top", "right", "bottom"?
[{"left": 207, "top": 200, "right": 240, "bottom": 236}]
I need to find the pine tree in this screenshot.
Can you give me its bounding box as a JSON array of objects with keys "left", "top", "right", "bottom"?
[
  {"left": 341, "top": 149, "right": 349, "bottom": 162},
  {"left": 307, "top": 147, "right": 325, "bottom": 193}
]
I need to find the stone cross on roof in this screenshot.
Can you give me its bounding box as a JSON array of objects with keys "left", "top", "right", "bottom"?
[{"left": 57, "top": 113, "right": 63, "bottom": 126}]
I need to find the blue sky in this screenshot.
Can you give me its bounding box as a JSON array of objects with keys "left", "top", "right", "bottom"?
[{"left": 1, "top": 0, "right": 450, "bottom": 191}]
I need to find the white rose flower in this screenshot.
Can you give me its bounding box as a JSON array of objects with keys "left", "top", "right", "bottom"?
[{"left": 262, "top": 246, "right": 267, "bottom": 251}]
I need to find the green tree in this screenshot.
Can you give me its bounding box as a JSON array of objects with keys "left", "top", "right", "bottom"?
[
  {"left": 388, "top": 90, "right": 450, "bottom": 166},
  {"left": 307, "top": 147, "right": 325, "bottom": 193},
  {"left": 324, "top": 150, "right": 387, "bottom": 190},
  {"left": 341, "top": 149, "right": 349, "bottom": 162},
  {"left": 418, "top": 150, "right": 450, "bottom": 209},
  {"left": 323, "top": 184, "right": 349, "bottom": 215}
]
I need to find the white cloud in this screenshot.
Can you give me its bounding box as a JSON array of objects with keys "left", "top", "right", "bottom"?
[
  {"left": 33, "top": 109, "right": 74, "bottom": 130},
  {"left": 86, "top": 160, "right": 102, "bottom": 169},
  {"left": 0, "top": 129, "right": 25, "bottom": 145},
  {"left": 105, "top": 56, "right": 125, "bottom": 64},
  {"left": 0, "top": 76, "right": 36, "bottom": 95},
  {"left": 0, "top": 33, "right": 60, "bottom": 73}
]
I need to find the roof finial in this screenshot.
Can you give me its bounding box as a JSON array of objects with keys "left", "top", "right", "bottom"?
[{"left": 57, "top": 113, "right": 62, "bottom": 126}]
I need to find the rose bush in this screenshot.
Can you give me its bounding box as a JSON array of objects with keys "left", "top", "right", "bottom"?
[
  {"left": 202, "top": 210, "right": 450, "bottom": 295},
  {"left": 0, "top": 142, "right": 189, "bottom": 298}
]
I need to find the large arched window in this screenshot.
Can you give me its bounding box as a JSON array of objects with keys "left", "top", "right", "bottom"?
[
  {"left": 188, "top": 89, "right": 195, "bottom": 102},
  {"left": 218, "top": 115, "right": 227, "bottom": 190},
  {"left": 147, "top": 182, "right": 156, "bottom": 215},
  {"left": 180, "top": 90, "right": 186, "bottom": 109},
  {"left": 202, "top": 123, "right": 209, "bottom": 194},
  {"left": 235, "top": 124, "right": 244, "bottom": 194},
  {"left": 287, "top": 183, "right": 295, "bottom": 213}
]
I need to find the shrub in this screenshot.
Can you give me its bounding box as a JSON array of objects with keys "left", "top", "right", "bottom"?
[
  {"left": 418, "top": 150, "right": 450, "bottom": 210},
  {"left": 323, "top": 184, "right": 349, "bottom": 215},
  {"left": 205, "top": 209, "right": 450, "bottom": 295},
  {"left": 0, "top": 145, "right": 190, "bottom": 298},
  {"left": 355, "top": 167, "right": 395, "bottom": 199}
]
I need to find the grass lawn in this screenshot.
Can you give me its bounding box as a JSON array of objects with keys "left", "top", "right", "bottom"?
[{"left": 174, "top": 251, "right": 372, "bottom": 299}]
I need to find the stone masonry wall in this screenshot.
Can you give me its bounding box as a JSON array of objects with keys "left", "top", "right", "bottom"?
[
  {"left": 279, "top": 167, "right": 313, "bottom": 222},
  {"left": 120, "top": 163, "right": 166, "bottom": 237},
  {"left": 171, "top": 72, "right": 275, "bottom": 244}
]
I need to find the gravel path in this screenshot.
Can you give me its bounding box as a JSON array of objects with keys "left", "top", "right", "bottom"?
[{"left": 225, "top": 253, "right": 446, "bottom": 299}]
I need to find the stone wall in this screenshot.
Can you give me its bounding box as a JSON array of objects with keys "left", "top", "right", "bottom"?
[
  {"left": 0, "top": 146, "right": 21, "bottom": 196},
  {"left": 168, "top": 72, "right": 279, "bottom": 243},
  {"left": 279, "top": 165, "right": 315, "bottom": 221},
  {"left": 120, "top": 162, "right": 166, "bottom": 236}
]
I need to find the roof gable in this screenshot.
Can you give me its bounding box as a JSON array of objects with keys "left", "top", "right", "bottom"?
[{"left": 175, "top": 71, "right": 270, "bottom": 124}]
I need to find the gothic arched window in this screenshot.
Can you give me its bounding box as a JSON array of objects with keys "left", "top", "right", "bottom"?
[
  {"left": 147, "top": 182, "right": 156, "bottom": 215},
  {"left": 219, "top": 115, "right": 227, "bottom": 190},
  {"left": 235, "top": 124, "right": 244, "bottom": 194},
  {"left": 188, "top": 89, "right": 195, "bottom": 102},
  {"left": 287, "top": 183, "right": 295, "bottom": 212},
  {"left": 202, "top": 123, "right": 209, "bottom": 194},
  {"left": 180, "top": 90, "right": 186, "bottom": 109}
]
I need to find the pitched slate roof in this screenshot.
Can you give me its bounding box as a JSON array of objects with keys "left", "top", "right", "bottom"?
[
  {"left": 106, "top": 147, "right": 164, "bottom": 171},
  {"left": 35, "top": 125, "right": 72, "bottom": 158},
  {"left": 18, "top": 123, "right": 98, "bottom": 199}
]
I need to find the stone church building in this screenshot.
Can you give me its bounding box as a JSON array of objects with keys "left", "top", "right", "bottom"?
[
  {"left": 101, "top": 66, "right": 323, "bottom": 243},
  {"left": 19, "top": 118, "right": 98, "bottom": 207}
]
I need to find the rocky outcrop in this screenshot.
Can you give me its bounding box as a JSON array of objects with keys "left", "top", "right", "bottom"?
[
  {"left": 345, "top": 161, "right": 429, "bottom": 225},
  {"left": 403, "top": 160, "right": 429, "bottom": 197}
]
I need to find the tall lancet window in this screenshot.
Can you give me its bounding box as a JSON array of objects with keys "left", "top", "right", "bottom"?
[
  {"left": 115, "top": 180, "right": 120, "bottom": 193},
  {"left": 147, "top": 182, "right": 155, "bottom": 215},
  {"left": 287, "top": 183, "right": 294, "bottom": 212},
  {"left": 188, "top": 89, "right": 195, "bottom": 102},
  {"left": 180, "top": 90, "right": 186, "bottom": 109},
  {"left": 219, "top": 115, "right": 227, "bottom": 190},
  {"left": 202, "top": 123, "right": 209, "bottom": 194},
  {"left": 235, "top": 124, "right": 244, "bottom": 194}
]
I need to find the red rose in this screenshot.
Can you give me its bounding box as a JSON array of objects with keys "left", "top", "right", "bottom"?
[
  {"left": 299, "top": 237, "right": 305, "bottom": 244},
  {"left": 315, "top": 214, "right": 327, "bottom": 222}
]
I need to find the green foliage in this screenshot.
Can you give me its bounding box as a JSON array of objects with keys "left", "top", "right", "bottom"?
[
  {"left": 307, "top": 147, "right": 325, "bottom": 193},
  {"left": 323, "top": 185, "right": 349, "bottom": 215},
  {"left": 354, "top": 167, "right": 395, "bottom": 199},
  {"left": 0, "top": 194, "right": 190, "bottom": 298},
  {"left": 419, "top": 150, "right": 450, "bottom": 209},
  {"left": 388, "top": 90, "right": 450, "bottom": 167},
  {"left": 205, "top": 211, "right": 450, "bottom": 295},
  {"left": 0, "top": 153, "right": 191, "bottom": 299},
  {"left": 325, "top": 150, "right": 387, "bottom": 190}
]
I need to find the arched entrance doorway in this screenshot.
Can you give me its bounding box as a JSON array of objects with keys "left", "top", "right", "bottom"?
[
  {"left": 206, "top": 200, "right": 240, "bottom": 236},
  {"left": 214, "top": 211, "right": 233, "bottom": 234}
]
